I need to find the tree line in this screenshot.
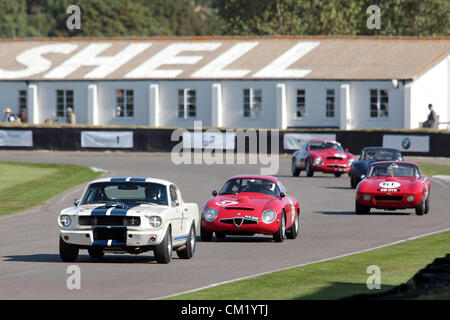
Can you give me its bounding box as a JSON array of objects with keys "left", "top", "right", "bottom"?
[{"left": 0, "top": 0, "right": 448, "bottom": 38}]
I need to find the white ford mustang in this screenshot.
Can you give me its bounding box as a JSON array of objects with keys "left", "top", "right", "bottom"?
[{"left": 58, "top": 177, "right": 199, "bottom": 264}]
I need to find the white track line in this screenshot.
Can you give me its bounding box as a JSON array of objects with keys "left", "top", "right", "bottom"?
[{"left": 154, "top": 227, "right": 450, "bottom": 300}]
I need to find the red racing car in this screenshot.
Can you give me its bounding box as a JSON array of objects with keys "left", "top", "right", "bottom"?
[
  {"left": 201, "top": 176, "right": 300, "bottom": 242},
  {"left": 292, "top": 139, "right": 356, "bottom": 177},
  {"left": 355, "top": 161, "right": 430, "bottom": 215}
]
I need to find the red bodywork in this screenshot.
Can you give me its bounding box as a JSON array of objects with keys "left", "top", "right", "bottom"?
[
  {"left": 202, "top": 176, "right": 299, "bottom": 236},
  {"left": 356, "top": 162, "right": 430, "bottom": 210},
  {"left": 292, "top": 139, "right": 356, "bottom": 175}
]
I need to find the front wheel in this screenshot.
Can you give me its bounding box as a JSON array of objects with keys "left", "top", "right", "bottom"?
[
  {"left": 215, "top": 232, "right": 226, "bottom": 240},
  {"left": 154, "top": 226, "right": 172, "bottom": 264},
  {"left": 88, "top": 247, "right": 104, "bottom": 259},
  {"left": 306, "top": 158, "right": 314, "bottom": 177},
  {"left": 177, "top": 224, "right": 196, "bottom": 259},
  {"left": 334, "top": 173, "right": 342, "bottom": 178},
  {"left": 424, "top": 194, "right": 430, "bottom": 214},
  {"left": 200, "top": 223, "right": 213, "bottom": 242},
  {"left": 59, "top": 236, "right": 79, "bottom": 262},
  {"left": 350, "top": 173, "right": 357, "bottom": 189},
  {"left": 292, "top": 159, "right": 300, "bottom": 177},
  {"left": 286, "top": 211, "right": 299, "bottom": 240},
  {"left": 355, "top": 200, "right": 370, "bottom": 215},
  {"left": 273, "top": 212, "right": 286, "bottom": 243},
  {"left": 415, "top": 197, "right": 425, "bottom": 216}
]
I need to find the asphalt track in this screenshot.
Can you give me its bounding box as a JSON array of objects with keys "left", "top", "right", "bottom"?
[{"left": 0, "top": 151, "right": 449, "bottom": 300}]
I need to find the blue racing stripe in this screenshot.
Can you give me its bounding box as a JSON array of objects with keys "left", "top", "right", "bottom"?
[
  {"left": 110, "top": 177, "right": 128, "bottom": 182},
  {"left": 174, "top": 234, "right": 189, "bottom": 241},
  {"left": 111, "top": 240, "right": 126, "bottom": 246},
  {"left": 129, "top": 177, "right": 147, "bottom": 182},
  {"left": 91, "top": 207, "right": 108, "bottom": 216},
  {"left": 93, "top": 240, "right": 108, "bottom": 246}
]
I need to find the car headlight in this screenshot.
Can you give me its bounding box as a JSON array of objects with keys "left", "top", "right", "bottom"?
[
  {"left": 407, "top": 195, "right": 414, "bottom": 202},
  {"left": 313, "top": 157, "right": 323, "bottom": 166},
  {"left": 203, "top": 208, "right": 218, "bottom": 222},
  {"left": 348, "top": 158, "right": 354, "bottom": 165},
  {"left": 148, "top": 216, "right": 162, "bottom": 228},
  {"left": 261, "top": 209, "right": 277, "bottom": 224},
  {"left": 363, "top": 194, "right": 371, "bottom": 201},
  {"left": 59, "top": 215, "right": 72, "bottom": 227}
]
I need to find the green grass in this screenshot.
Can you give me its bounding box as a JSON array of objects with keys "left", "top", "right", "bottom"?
[
  {"left": 0, "top": 162, "right": 103, "bottom": 216},
  {"left": 416, "top": 162, "right": 450, "bottom": 176},
  {"left": 167, "top": 231, "right": 450, "bottom": 300}
]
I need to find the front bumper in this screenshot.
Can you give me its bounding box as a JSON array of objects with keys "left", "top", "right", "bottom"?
[
  {"left": 202, "top": 218, "right": 280, "bottom": 235},
  {"left": 60, "top": 228, "right": 165, "bottom": 247},
  {"left": 356, "top": 192, "right": 422, "bottom": 209},
  {"left": 312, "top": 162, "right": 350, "bottom": 173}
]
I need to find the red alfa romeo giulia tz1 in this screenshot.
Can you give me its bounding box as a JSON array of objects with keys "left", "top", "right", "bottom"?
[{"left": 201, "top": 175, "right": 300, "bottom": 242}]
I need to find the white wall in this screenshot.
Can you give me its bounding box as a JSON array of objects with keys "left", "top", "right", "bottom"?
[
  {"left": 0, "top": 82, "right": 28, "bottom": 115},
  {"left": 409, "top": 57, "right": 449, "bottom": 129},
  {"left": 348, "top": 81, "right": 404, "bottom": 129},
  {"left": 35, "top": 81, "right": 88, "bottom": 124}
]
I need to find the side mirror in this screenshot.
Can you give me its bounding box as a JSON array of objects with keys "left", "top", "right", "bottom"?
[
  {"left": 279, "top": 192, "right": 286, "bottom": 198},
  {"left": 73, "top": 198, "right": 79, "bottom": 207},
  {"left": 360, "top": 175, "right": 366, "bottom": 180},
  {"left": 212, "top": 190, "right": 218, "bottom": 197},
  {"left": 172, "top": 199, "right": 180, "bottom": 207}
]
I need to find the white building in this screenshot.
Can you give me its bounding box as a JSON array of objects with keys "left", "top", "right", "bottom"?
[{"left": 0, "top": 36, "right": 448, "bottom": 129}]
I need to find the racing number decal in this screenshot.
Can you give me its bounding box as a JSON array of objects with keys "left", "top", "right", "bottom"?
[
  {"left": 215, "top": 200, "right": 239, "bottom": 207},
  {"left": 379, "top": 181, "right": 401, "bottom": 189}
]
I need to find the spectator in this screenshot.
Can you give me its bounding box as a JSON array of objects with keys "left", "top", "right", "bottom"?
[
  {"left": 2, "top": 108, "right": 16, "bottom": 122},
  {"left": 66, "top": 107, "right": 76, "bottom": 124},
  {"left": 422, "top": 104, "right": 437, "bottom": 128},
  {"left": 17, "top": 108, "right": 28, "bottom": 123}
]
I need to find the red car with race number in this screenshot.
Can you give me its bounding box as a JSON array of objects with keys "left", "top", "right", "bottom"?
[
  {"left": 292, "top": 139, "right": 356, "bottom": 177},
  {"left": 355, "top": 161, "right": 431, "bottom": 215},
  {"left": 201, "top": 176, "right": 300, "bottom": 242}
]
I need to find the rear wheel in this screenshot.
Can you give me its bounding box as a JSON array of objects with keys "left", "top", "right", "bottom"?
[
  {"left": 306, "top": 158, "right": 314, "bottom": 177},
  {"left": 154, "top": 226, "right": 172, "bottom": 264},
  {"left": 355, "top": 200, "right": 370, "bottom": 215},
  {"left": 292, "top": 159, "right": 300, "bottom": 177},
  {"left": 177, "top": 224, "right": 196, "bottom": 259},
  {"left": 200, "top": 224, "right": 213, "bottom": 242},
  {"left": 273, "top": 212, "right": 286, "bottom": 242},
  {"left": 350, "top": 173, "right": 357, "bottom": 189},
  {"left": 286, "top": 211, "right": 299, "bottom": 240},
  {"left": 424, "top": 194, "right": 430, "bottom": 214},
  {"left": 88, "top": 247, "right": 104, "bottom": 259},
  {"left": 59, "top": 236, "right": 79, "bottom": 262}
]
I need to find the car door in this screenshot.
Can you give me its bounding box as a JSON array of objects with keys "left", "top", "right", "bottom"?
[
  {"left": 277, "top": 180, "right": 294, "bottom": 226},
  {"left": 169, "top": 185, "right": 184, "bottom": 237}
]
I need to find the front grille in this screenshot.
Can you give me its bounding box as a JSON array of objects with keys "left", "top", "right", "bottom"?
[
  {"left": 78, "top": 216, "right": 140, "bottom": 227},
  {"left": 375, "top": 196, "right": 403, "bottom": 201},
  {"left": 224, "top": 207, "right": 254, "bottom": 210},
  {"left": 327, "top": 157, "right": 345, "bottom": 160},
  {"left": 93, "top": 228, "right": 127, "bottom": 242},
  {"left": 325, "top": 164, "right": 346, "bottom": 168},
  {"left": 220, "top": 218, "right": 258, "bottom": 225}
]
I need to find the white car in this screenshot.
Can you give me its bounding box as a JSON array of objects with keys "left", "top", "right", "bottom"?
[{"left": 58, "top": 177, "right": 199, "bottom": 264}]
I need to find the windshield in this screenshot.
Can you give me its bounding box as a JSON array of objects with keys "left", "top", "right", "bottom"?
[
  {"left": 81, "top": 182, "right": 168, "bottom": 206},
  {"left": 309, "top": 141, "right": 344, "bottom": 152},
  {"left": 363, "top": 149, "right": 401, "bottom": 161},
  {"left": 368, "top": 163, "right": 420, "bottom": 178},
  {"left": 220, "top": 178, "right": 280, "bottom": 196}
]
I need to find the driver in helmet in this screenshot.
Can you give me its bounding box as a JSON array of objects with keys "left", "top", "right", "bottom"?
[{"left": 145, "top": 184, "right": 160, "bottom": 202}]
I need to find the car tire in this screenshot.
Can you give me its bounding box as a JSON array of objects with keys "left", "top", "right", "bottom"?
[
  {"left": 306, "top": 158, "right": 314, "bottom": 177},
  {"left": 424, "top": 194, "right": 430, "bottom": 214},
  {"left": 334, "top": 173, "right": 342, "bottom": 178},
  {"left": 200, "top": 224, "right": 213, "bottom": 242},
  {"left": 273, "top": 211, "right": 286, "bottom": 243},
  {"left": 88, "top": 247, "right": 104, "bottom": 259},
  {"left": 286, "top": 211, "right": 299, "bottom": 240},
  {"left": 59, "top": 236, "right": 79, "bottom": 262},
  {"left": 215, "top": 232, "right": 226, "bottom": 240},
  {"left": 415, "top": 197, "right": 425, "bottom": 216},
  {"left": 177, "top": 224, "right": 196, "bottom": 259},
  {"left": 355, "top": 200, "right": 370, "bottom": 215},
  {"left": 292, "top": 159, "right": 300, "bottom": 177},
  {"left": 350, "top": 173, "right": 357, "bottom": 189},
  {"left": 154, "top": 226, "right": 172, "bottom": 264}
]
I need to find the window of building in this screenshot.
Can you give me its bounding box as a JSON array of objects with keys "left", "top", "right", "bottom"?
[
  {"left": 243, "top": 88, "right": 262, "bottom": 118},
  {"left": 116, "top": 89, "right": 134, "bottom": 117},
  {"left": 18, "top": 90, "right": 27, "bottom": 111},
  {"left": 296, "top": 89, "right": 306, "bottom": 118},
  {"left": 370, "top": 89, "right": 389, "bottom": 118},
  {"left": 178, "top": 89, "right": 196, "bottom": 119},
  {"left": 326, "top": 89, "right": 335, "bottom": 118},
  {"left": 56, "top": 90, "right": 74, "bottom": 117}
]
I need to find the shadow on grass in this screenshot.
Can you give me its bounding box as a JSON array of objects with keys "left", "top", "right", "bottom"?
[{"left": 293, "top": 281, "right": 395, "bottom": 300}]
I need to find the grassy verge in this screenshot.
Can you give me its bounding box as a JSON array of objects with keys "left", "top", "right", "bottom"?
[
  {"left": 0, "top": 162, "right": 103, "bottom": 216},
  {"left": 416, "top": 162, "right": 450, "bottom": 176},
  {"left": 167, "top": 231, "right": 450, "bottom": 300}
]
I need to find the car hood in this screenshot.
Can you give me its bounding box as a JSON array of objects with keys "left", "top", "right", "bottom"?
[
  {"left": 207, "top": 194, "right": 278, "bottom": 214},
  {"left": 359, "top": 176, "right": 423, "bottom": 192},
  {"left": 310, "top": 149, "right": 351, "bottom": 159},
  {"left": 60, "top": 203, "right": 169, "bottom": 216}
]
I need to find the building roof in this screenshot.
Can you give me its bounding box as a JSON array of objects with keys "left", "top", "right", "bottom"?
[{"left": 0, "top": 36, "right": 448, "bottom": 81}]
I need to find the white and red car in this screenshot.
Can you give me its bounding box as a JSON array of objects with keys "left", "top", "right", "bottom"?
[{"left": 58, "top": 177, "right": 199, "bottom": 263}]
